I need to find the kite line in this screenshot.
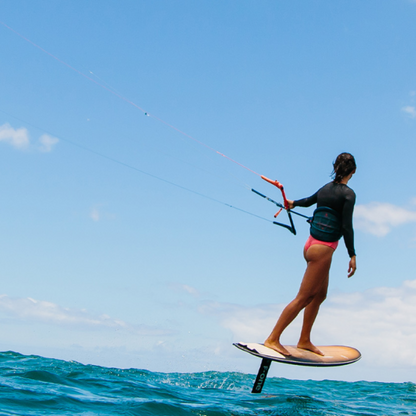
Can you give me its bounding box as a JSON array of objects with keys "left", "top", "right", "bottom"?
[
  {"left": 0, "top": 21, "right": 311, "bottom": 233},
  {"left": 0, "top": 20, "right": 261, "bottom": 178}
]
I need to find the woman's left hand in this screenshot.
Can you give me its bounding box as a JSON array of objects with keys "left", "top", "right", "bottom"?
[{"left": 348, "top": 256, "right": 357, "bottom": 278}]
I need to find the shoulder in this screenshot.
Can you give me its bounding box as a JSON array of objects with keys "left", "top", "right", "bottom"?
[
  {"left": 326, "top": 182, "right": 356, "bottom": 201},
  {"left": 329, "top": 181, "right": 355, "bottom": 195},
  {"left": 344, "top": 184, "right": 355, "bottom": 196},
  {"left": 343, "top": 185, "right": 356, "bottom": 202},
  {"left": 318, "top": 182, "right": 334, "bottom": 192}
]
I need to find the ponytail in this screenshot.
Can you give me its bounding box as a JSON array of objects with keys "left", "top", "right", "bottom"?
[{"left": 332, "top": 153, "right": 356, "bottom": 183}]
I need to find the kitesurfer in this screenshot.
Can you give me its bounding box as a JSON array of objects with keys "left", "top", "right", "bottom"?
[{"left": 265, "top": 153, "right": 357, "bottom": 356}]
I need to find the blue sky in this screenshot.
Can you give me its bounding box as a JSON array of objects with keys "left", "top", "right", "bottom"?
[{"left": 1, "top": 0, "right": 416, "bottom": 383}]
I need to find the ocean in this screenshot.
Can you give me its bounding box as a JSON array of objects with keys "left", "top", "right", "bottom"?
[{"left": 0, "top": 351, "right": 414, "bottom": 415}]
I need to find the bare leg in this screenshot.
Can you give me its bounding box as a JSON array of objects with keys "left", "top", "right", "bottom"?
[
  {"left": 265, "top": 297, "right": 310, "bottom": 355},
  {"left": 297, "top": 274, "right": 329, "bottom": 355},
  {"left": 264, "top": 244, "right": 334, "bottom": 356}
]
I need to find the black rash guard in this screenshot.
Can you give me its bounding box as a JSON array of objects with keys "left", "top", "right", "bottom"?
[{"left": 293, "top": 182, "right": 356, "bottom": 257}]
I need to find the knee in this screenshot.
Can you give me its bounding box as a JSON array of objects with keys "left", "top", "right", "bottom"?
[
  {"left": 297, "top": 290, "right": 326, "bottom": 307},
  {"left": 295, "top": 294, "right": 315, "bottom": 309},
  {"left": 315, "top": 290, "right": 327, "bottom": 304},
  {"left": 315, "top": 287, "right": 328, "bottom": 303}
]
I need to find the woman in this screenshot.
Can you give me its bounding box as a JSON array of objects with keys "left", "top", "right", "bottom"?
[{"left": 264, "top": 153, "right": 357, "bottom": 356}]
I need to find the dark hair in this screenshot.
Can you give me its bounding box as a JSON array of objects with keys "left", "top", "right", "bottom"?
[{"left": 332, "top": 153, "right": 356, "bottom": 183}]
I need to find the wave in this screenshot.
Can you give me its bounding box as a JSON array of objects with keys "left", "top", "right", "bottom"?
[{"left": 0, "top": 351, "right": 414, "bottom": 415}]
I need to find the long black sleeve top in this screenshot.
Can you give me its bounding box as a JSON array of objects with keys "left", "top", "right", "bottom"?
[{"left": 293, "top": 182, "right": 356, "bottom": 257}]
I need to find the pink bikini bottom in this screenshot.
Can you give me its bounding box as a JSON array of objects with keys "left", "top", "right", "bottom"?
[{"left": 304, "top": 235, "right": 339, "bottom": 252}]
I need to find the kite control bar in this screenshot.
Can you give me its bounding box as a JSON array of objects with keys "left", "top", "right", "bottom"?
[
  {"left": 260, "top": 176, "right": 289, "bottom": 210},
  {"left": 252, "top": 176, "right": 310, "bottom": 235}
]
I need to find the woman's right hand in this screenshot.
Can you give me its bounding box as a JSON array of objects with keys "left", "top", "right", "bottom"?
[{"left": 287, "top": 200, "right": 295, "bottom": 210}]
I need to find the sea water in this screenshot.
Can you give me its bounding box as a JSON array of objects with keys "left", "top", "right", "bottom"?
[{"left": 0, "top": 351, "right": 414, "bottom": 415}]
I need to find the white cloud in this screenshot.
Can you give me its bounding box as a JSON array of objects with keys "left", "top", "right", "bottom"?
[
  {"left": 182, "top": 285, "right": 200, "bottom": 297},
  {"left": 90, "top": 207, "right": 101, "bottom": 222},
  {"left": 402, "top": 106, "right": 416, "bottom": 118},
  {"left": 200, "top": 279, "right": 416, "bottom": 368},
  {"left": 0, "top": 295, "right": 126, "bottom": 328},
  {"left": 0, "top": 295, "right": 166, "bottom": 335},
  {"left": 0, "top": 123, "right": 59, "bottom": 152},
  {"left": 89, "top": 205, "right": 115, "bottom": 222},
  {"left": 168, "top": 283, "right": 202, "bottom": 298},
  {"left": 199, "top": 301, "right": 285, "bottom": 341},
  {"left": 38, "top": 134, "right": 59, "bottom": 152},
  {"left": 354, "top": 202, "right": 416, "bottom": 236},
  {"left": 321, "top": 281, "right": 416, "bottom": 366},
  {"left": 0, "top": 123, "right": 30, "bottom": 149}
]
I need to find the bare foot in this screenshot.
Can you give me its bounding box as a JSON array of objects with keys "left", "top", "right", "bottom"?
[
  {"left": 297, "top": 341, "right": 324, "bottom": 356},
  {"left": 264, "top": 340, "right": 291, "bottom": 356}
]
